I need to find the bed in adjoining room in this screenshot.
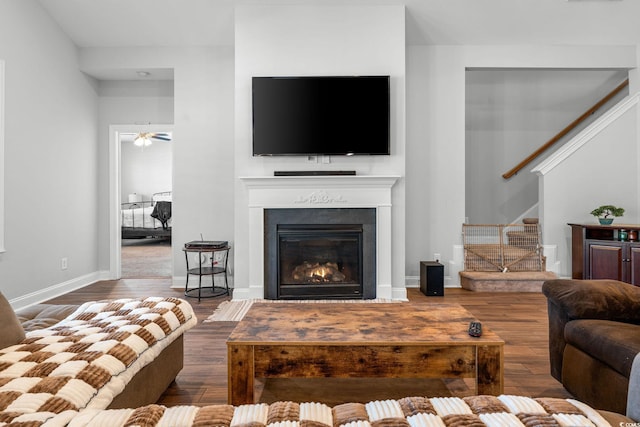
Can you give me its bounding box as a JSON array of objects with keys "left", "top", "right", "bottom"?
[{"left": 121, "top": 191, "right": 172, "bottom": 239}]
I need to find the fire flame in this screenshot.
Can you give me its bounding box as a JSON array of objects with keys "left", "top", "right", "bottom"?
[
  {"left": 313, "top": 266, "right": 329, "bottom": 278},
  {"left": 291, "top": 261, "right": 346, "bottom": 283}
]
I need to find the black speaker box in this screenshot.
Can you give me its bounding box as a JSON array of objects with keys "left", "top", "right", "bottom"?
[{"left": 420, "top": 261, "right": 444, "bottom": 296}]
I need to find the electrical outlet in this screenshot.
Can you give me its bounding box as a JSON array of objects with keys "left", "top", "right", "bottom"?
[
  {"left": 61, "top": 257, "right": 68, "bottom": 270},
  {"left": 434, "top": 253, "right": 441, "bottom": 262},
  {"left": 210, "top": 253, "right": 223, "bottom": 266}
]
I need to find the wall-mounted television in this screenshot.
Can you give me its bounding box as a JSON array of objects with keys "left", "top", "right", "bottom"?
[{"left": 252, "top": 76, "right": 390, "bottom": 156}]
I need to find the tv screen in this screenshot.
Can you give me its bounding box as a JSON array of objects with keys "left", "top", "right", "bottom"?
[{"left": 252, "top": 76, "right": 390, "bottom": 156}]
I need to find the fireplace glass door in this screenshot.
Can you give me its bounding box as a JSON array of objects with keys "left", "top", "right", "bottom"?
[{"left": 278, "top": 225, "right": 363, "bottom": 299}]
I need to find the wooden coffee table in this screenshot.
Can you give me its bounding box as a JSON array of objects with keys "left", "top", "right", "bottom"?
[{"left": 227, "top": 302, "right": 504, "bottom": 405}]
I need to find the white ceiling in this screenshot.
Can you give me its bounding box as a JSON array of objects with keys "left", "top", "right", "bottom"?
[
  {"left": 37, "top": 0, "right": 640, "bottom": 48},
  {"left": 35, "top": 0, "right": 638, "bottom": 80}
]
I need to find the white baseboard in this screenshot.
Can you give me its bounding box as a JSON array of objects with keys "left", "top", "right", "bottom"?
[
  {"left": 9, "top": 270, "right": 110, "bottom": 311},
  {"left": 391, "top": 286, "right": 408, "bottom": 301},
  {"left": 405, "top": 275, "right": 420, "bottom": 288},
  {"left": 172, "top": 276, "right": 186, "bottom": 289}
]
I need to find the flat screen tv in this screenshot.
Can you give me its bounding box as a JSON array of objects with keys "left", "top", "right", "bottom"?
[{"left": 252, "top": 76, "right": 390, "bottom": 156}]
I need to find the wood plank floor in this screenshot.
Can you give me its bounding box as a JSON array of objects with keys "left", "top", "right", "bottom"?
[{"left": 42, "top": 279, "right": 572, "bottom": 406}]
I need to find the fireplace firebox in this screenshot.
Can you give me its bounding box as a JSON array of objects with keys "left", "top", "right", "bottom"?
[
  {"left": 279, "top": 225, "right": 362, "bottom": 298},
  {"left": 264, "top": 208, "right": 376, "bottom": 299}
]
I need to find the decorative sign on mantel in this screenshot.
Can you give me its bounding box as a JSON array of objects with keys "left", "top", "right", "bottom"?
[{"left": 293, "top": 190, "right": 347, "bottom": 205}]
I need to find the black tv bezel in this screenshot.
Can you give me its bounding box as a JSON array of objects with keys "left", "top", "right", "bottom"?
[{"left": 251, "top": 75, "right": 390, "bottom": 157}]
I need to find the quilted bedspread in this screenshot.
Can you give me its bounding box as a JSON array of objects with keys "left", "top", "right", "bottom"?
[
  {"left": 0, "top": 297, "right": 196, "bottom": 426},
  {"left": 67, "top": 395, "right": 612, "bottom": 427}
]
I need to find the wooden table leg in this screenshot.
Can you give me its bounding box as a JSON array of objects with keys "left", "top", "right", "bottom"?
[
  {"left": 476, "top": 344, "right": 503, "bottom": 395},
  {"left": 228, "top": 345, "right": 254, "bottom": 405}
]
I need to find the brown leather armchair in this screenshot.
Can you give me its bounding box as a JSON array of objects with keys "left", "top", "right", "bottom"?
[{"left": 542, "top": 279, "right": 640, "bottom": 414}]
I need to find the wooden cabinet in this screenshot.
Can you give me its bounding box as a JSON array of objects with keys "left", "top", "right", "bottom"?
[{"left": 569, "top": 223, "right": 640, "bottom": 286}]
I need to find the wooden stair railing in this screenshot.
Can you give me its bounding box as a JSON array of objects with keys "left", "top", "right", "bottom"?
[{"left": 502, "top": 78, "right": 629, "bottom": 179}]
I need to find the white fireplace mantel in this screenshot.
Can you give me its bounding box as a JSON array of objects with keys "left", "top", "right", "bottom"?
[{"left": 238, "top": 175, "right": 400, "bottom": 300}]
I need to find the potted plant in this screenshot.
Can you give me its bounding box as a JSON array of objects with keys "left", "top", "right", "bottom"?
[{"left": 590, "top": 205, "right": 625, "bottom": 225}]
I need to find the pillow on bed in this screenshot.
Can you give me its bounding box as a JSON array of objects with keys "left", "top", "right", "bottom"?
[
  {"left": 0, "top": 291, "right": 26, "bottom": 349},
  {"left": 152, "top": 192, "right": 172, "bottom": 203}
]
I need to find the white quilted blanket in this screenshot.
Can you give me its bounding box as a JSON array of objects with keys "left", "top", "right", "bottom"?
[
  {"left": 0, "top": 297, "right": 196, "bottom": 426},
  {"left": 67, "top": 395, "right": 615, "bottom": 427}
]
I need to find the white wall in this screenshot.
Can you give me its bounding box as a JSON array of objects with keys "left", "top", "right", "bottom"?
[
  {"left": 406, "top": 46, "right": 466, "bottom": 284},
  {"left": 82, "top": 46, "right": 235, "bottom": 280},
  {"left": 97, "top": 80, "right": 174, "bottom": 203},
  {"left": 121, "top": 139, "right": 172, "bottom": 203},
  {"left": 97, "top": 80, "right": 174, "bottom": 273},
  {"left": 171, "top": 48, "right": 235, "bottom": 282},
  {"left": 405, "top": 45, "right": 636, "bottom": 283},
  {"left": 0, "top": 0, "right": 99, "bottom": 303},
  {"left": 466, "top": 69, "right": 628, "bottom": 225},
  {"left": 535, "top": 98, "right": 638, "bottom": 278},
  {"left": 233, "top": 5, "right": 406, "bottom": 298}
]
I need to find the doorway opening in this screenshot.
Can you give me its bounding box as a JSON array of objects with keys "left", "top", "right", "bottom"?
[
  {"left": 119, "top": 130, "right": 173, "bottom": 278},
  {"left": 109, "top": 125, "right": 174, "bottom": 279}
]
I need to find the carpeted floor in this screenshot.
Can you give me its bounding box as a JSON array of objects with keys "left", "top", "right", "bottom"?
[{"left": 121, "top": 238, "right": 172, "bottom": 278}]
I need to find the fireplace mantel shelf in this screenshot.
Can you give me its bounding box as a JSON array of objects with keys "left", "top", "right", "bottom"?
[
  {"left": 241, "top": 175, "right": 399, "bottom": 209},
  {"left": 240, "top": 175, "right": 400, "bottom": 188}
]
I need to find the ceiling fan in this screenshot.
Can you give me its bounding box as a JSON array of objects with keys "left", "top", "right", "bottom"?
[{"left": 133, "top": 132, "right": 172, "bottom": 147}]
